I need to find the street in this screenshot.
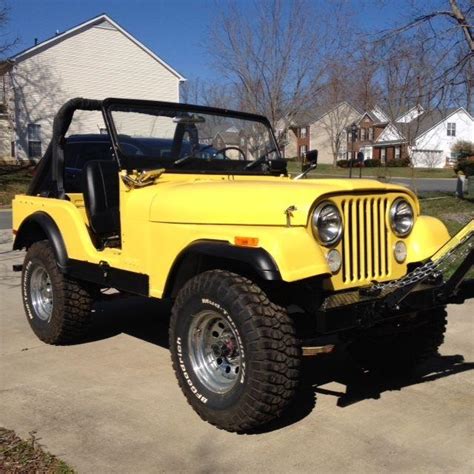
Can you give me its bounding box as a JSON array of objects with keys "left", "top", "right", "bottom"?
[
  {"left": 310, "top": 175, "right": 458, "bottom": 194},
  {"left": 0, "top": 229, "right": 473, "bottom": 473},
  {"left": 385, "top": 177, "right": 457, "bottom": 194},
  {"left": 0, "top": 210, "right": 12, "bottom": 231}
]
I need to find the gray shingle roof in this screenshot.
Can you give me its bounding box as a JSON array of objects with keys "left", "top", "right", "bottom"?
[
  {"left": 398, "top": 108, "right": 459, "bottom": 140},
  {"left": 289, "top": 101, "right": 362, "bottom": 127}
]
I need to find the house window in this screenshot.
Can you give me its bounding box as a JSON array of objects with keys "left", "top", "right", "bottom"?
[
  {"left": 447, "top": 122, "right": 456, "bottom": 137},
  {"left": 395, "top": 146, "right": 401, "bottom": 159},
  {"left": 361, "top": 128, "right": 366, "bottom": 141},
  {"left": 380, "top": 148, "right": 386, "bottom": 162},
  {"left": 299, "top": 144, "right": 307, "bottom": 157},
  {"left": 27, "top": 124, "right": 42, "bottom": 158},
  {"left": 368, "top": 128, "right": 374, "bottom": 141},
  {"left": 300, "top": 127, "right": 307, "bottom": 138}
]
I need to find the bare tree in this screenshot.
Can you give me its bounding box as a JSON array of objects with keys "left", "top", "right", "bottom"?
[
  {"left": 375, "top": 0, "right": 473, "bottom": 113},
  {"left": 349, "top": 41, "right": 383, "bottom": 112},
  {"left": 181, "top": 78, "right": 236, "bottom": 109},
  {"left": 318, "top": 103, "right": 360, "bottom": 166},
  {"left": 314, "top": 61, "right": 361, "bottom": 165},
  {"left": 0, "top": 2, "right": 17, "bottom": 58},
  {"left": 204, "top": 0, "right": 344, "bottom": 140}
]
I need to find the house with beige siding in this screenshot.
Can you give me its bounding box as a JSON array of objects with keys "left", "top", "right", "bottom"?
[
  {"left": 0, "top": 14, "right": 185, "bottom": 162},
  {"left": 282, "top": 102, "right": 361, "bottom": 164}
]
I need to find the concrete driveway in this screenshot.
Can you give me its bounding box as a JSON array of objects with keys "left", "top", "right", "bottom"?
[
  {"left": 0, "top": 210, "right": 12, "bottom": 230},
  {"left": 1, "top": 230, "right": 473, "bottom": 473}
]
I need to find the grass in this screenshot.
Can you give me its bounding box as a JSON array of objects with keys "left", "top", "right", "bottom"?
[
  {"left": 0, "top": 165, "right": 34, "bottom": 207},
  {"left": 419, "top": 193, "right": 473, "bottom": 236},
  {"left": 286, "top": 162, "right": 457, "bottom": 179},
  {"left": 0, "top": 427, "right": 74, "bottom": 473},
  {"left": 419, "top": 193, "right": 474, "bottom": 281}
]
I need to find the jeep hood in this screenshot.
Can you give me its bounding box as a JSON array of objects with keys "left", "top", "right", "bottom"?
[{"left": 149, "top": 177, "right": 415, "bottom": 226}]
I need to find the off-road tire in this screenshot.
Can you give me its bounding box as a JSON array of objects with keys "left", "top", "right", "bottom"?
[
  {"left": 347, "top": 307, "right": 448, "bottom": 373},
  {"left": 169, "top": 270, "right": 301, "bottom": 432},
  {"left": 22, "top": 240, "right": 95, "bottom": 344}
]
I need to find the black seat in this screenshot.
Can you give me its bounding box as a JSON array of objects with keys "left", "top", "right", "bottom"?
[{"left": 82, "top": 160, "right": 120, "bottom": 237}]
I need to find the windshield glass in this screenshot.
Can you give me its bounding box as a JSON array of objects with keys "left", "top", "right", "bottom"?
[{"left": 107, "top": 103, "right": 282, "bottom": 174}]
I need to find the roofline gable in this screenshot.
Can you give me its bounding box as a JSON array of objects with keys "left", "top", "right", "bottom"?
[
  {"left": 356, "top": 112, "right": 374, "bottom": 124},
  {"left": 375, "top": 122, "right": 405, "bottom": 142},
  {"left": 311, "top": 101, "right": 362, "bottom": 125},
  {"left": 10, "top": 14, "right": 186, "bottom": 81},
  {"left": 414, "top": 107, "right": 472, "bottom": 141},
  {"left": 395, "top": 104, "right": 424, "bottom": 122}
]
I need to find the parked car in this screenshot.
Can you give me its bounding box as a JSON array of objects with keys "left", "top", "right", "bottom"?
[
  {"left": 12, "top": 98, "right": 474, "bottom": 432},
  {"left": 64, "top": 134, "right": 226, "bottom": 192}
]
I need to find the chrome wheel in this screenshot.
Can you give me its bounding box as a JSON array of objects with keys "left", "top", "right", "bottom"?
[
  {"left": 29, "top": 263, "right": 53, "bottom": 322},
  {"left": 188, "top": 310, "right": 242, "bottom": 394}
]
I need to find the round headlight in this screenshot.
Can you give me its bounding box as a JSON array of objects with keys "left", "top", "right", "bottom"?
[
  {"left": 312, "top": 201, "right": 343, "bottom": 246},
  {"left": 390, "top": 198, "right": 414, "bottom": 237}
]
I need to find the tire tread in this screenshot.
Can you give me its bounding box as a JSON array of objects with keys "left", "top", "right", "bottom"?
[
  {"left": 169, "top": 270, "right": 300, "bottom": 432},
  {"left": 23, "top": 241, "right": 94, "bottom": 345}
]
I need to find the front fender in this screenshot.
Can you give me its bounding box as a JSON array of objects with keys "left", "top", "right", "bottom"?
[
  {"left": 150, "top": 223, "right": 330, "bottom": 298},
  {"left": 259, "top": 227, "right": 330, "bottom": 282},
  {"left": 406, "top": 215, "right": 450, "bottom": 264}
]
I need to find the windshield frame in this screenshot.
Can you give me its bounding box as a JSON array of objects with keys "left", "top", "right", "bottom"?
[{"left": 102, "top": 98, "right": 282, "bottom": 174}]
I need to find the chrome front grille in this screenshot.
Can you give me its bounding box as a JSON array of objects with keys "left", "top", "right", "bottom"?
[{"left": 341, "top": 197, "right": 390, "bottom": 283}]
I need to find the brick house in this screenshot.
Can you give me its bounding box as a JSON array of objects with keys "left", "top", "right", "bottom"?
[
  {"left": 289, "top": 123, "right": 310, "bottom": 160},
  {"left": 344, "top": 106, "right": 407, "bottom": 162},
  {"left": 0, "top": 14, "right": 185, "bottom": 163},
  {"left": 347, "top": 105, "right": 474, "bottom": 167},
  {"left": 281, "top": 102, "right": 360, "bottom": 164}
]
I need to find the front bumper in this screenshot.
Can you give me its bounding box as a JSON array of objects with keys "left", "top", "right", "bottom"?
[{"left": 316, "top": 220, "right": 474, "bottom": 334}]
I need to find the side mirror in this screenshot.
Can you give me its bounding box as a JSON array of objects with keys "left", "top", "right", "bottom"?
[
  {"left": 296, "top": 149, "right": 318, "bottom": 179},
  {"left": 301, "top": 149, "right": 318, "bottom": 172},
  {"left": 306, "top": 149, "right": 318, "bottom": 164}
]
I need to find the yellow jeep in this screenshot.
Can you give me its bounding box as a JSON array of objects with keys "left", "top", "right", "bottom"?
[{"left": 12, "top": 98, "right": 473, "bottom": 432}]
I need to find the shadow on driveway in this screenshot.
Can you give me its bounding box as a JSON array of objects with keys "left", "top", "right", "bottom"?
[{"left": 83, "top": 295, "right": 474, "bottom": 434}]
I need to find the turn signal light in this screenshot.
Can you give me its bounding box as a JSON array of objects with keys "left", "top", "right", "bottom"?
[{"left": 234, "top": 236, "right": 259, "bottom": 247}]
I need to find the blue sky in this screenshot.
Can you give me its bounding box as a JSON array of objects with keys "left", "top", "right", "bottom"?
[{"left": 7, "top": 0, "right": 410, "bottom": 81}]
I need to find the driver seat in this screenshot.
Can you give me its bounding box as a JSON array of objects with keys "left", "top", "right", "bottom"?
[{"left": 82, "top": 160, "right": 120, "bottom": 239}]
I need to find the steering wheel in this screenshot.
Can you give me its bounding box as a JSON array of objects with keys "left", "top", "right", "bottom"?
[
  {"left": 214, "top": 146, "right": 246, "bottom": 160},
  {"left": 245, "top": 148, "right": 277, "bottom": 170}
]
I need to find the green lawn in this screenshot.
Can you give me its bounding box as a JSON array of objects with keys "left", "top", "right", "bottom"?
[
  {"left": 419, "top": 193, "right": 473, "bottom": 236},
  {"left": 286, "top": 162, "right": 457, "bottom": 179}
]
